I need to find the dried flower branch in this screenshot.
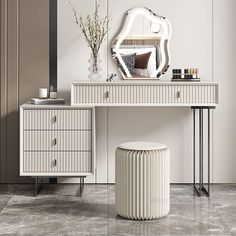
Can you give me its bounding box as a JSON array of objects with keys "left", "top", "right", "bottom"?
[{"left": 69, "top": 0, "right": 109, "bottom": 57}]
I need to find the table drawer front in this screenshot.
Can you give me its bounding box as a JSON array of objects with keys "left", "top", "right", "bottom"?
[
  {"left": 23, "top": 152, "right": 92, "bottom": 173},
  {"left": 73, "top": 85, "right": 109, "bottom": 104},
  {"left": 175, "top": 85, "right": 216, "bottom": 104},
  {"left": 24, "top": 131, "right": 91, "bottom": 151},
  {"left": 24, "top": 109, "right": 92, "bottom": 130},
  {"left": 72, "top": 85, "right": 218, "bottom": 104}
]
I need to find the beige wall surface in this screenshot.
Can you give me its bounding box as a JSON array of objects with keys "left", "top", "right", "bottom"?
[
  {"left": 58, "top": 0, "right": 236, "bottom": 183},
  {"left": 58, "top": 0, "right": 214, "bottom": 184},
  {"left": 0, "top": 0, "right": 49, "bottom": 183},
  {"left": 1, "top": 0, "right": 236, "bottom": 183},
  {"left": 213, "top": 0, "right": 236, "bottom": 183}
]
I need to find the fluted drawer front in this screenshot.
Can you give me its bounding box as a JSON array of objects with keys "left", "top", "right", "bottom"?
[
  {"left": 24, "top": 131, "right": 91, "bottom": 151},
  {"left": 73, "top": 85, "right": 108, "bottom": 104},
  {"left": 24, "top": 109, "right": 91, "bottom": 130},
  {"left": 23, "top": 152, "right": 92, "bottom": 172},
  {"left": 73, "top": 84, "right": 218, "bottom": 105},
  {"left": 115, "top": 147, "right": 170, "bottom": 220}
]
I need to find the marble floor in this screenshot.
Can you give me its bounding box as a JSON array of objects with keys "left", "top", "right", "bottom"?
[{"left": 0, "top": 184, "right": 235, "bottom": 235}]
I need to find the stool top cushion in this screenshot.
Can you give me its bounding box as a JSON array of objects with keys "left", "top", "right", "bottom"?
[{"left": 118, "top": 142, "right": 167, "bottom": 151}]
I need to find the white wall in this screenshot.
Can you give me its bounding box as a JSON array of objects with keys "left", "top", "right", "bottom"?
[
  {"left": 58, "top": 0, "right": 236, "bottom": 183},
  {"left": 213, "top": 0, "right": 236, "bottom": 183}
]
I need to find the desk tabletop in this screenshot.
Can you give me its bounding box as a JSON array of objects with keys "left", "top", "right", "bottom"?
[{"left": 72, "top": 80, "right": 219, "bottom": 86}]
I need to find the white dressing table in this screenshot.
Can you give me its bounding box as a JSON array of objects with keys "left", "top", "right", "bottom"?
[
  {"left": 20, "top": 80, "right": 219, "bottom": 196},
  {"left": 71, "top": 80, "right": 219, "bottom": 107},
  {"left": 71, "top": 80, "right": 219, "bottom": 197}
]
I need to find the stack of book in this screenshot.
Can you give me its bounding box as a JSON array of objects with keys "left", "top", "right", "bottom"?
[
  {"left": 30, "top": 98, "right": 65, "bottom": 105},
  {"left": 172, "top": 69, "right": 200, "bottom": 81}
]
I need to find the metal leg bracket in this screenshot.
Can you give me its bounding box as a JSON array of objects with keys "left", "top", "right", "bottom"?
[
  {"left": 76, "top": 176, "right": 85, "bottom": 197},
  {"left": 35, "top": 177, "right": 43, "bottom": 197},
  {"left": 192, "top": 106, "right": 215, "bottom": 197}
]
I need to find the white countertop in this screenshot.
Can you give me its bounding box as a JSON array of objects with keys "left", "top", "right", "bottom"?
[{"left": 72, "top": 80, "right": 219, "bottom": 86}]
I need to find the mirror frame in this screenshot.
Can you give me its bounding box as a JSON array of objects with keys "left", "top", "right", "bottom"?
[{"left": 111, "top": 7, "right": 172, "bottom": 80}]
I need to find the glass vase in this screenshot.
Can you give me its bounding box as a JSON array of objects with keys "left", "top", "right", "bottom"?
[{"left": 88, "top": 52, "right": 102, "bottom": 80}]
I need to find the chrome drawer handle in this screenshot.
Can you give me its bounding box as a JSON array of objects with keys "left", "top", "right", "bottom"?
[
  {"left": 53, "top": 138, "right": 57, "bottom": 146},
  {"left": 53, "top": 159, "right": 57, "bottom": 166},
  {"left": 177, "top": 91, "right": 181, "bottom": 98},
  {"left": 52, "top": 115, "right": 57, "bottom": 124}
]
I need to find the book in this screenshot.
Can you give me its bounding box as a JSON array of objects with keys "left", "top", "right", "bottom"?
[{"left": 30, "top": 98, "right": 65, "bottom": 105}]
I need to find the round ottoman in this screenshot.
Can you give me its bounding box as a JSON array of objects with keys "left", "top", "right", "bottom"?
[{"left": 115, "top": 142, "right": 170, "bottom": 220}]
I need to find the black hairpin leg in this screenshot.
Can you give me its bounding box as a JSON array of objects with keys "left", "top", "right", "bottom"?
[
  {"left": 193, "top": 109, "right": 198, "bottom": 195},
  {"left": 208, "top": 108, "right": 211, "bottom": 195},
  {"left": 201, "top": 108, "right": 211, "bottom": 196},
  {"left": 35, "top": 177, "right": 43, "bottom": 197},
  {"left": 76, "top": 176, "right": 85, "bottom": 197},
  {"left": 192, "top": 106, "right": 214, "bottom": 197}
]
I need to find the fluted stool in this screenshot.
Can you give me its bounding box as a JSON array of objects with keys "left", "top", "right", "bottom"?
[{"left": 115, "top": 142, "right": 170, "bottom": 220}]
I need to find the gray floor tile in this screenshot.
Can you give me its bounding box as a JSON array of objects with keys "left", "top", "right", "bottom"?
[
  {"left": 0, "top": 184, "right": 235, "bottom": 235},
  {"left": 170, "top": 185, "right": 210, "bottom": 205},
  {"left": 108, "top": 202, "right": 231, "bottom": 235},
  {"left": 0, "top": 195, "right": 109, "bottom": 235},
  {"left": 214, "top": 203, "right": 236, "bottom": 235},
  {"left": 208, "top": 184, "right": 236, "bottom": 235},
  {"left": 0, "top": 184, "right": 35, "bottom": 196},
  {"left": 211, "top": 184, "right": 236, "bottom": 205},
  {"left": 0, "top": 195, "right": 11, "bottom": 212}
]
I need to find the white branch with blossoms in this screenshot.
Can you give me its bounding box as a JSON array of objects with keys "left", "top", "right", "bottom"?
[{"left": 69, "top": 0, "right": 109, "bottom": 57}]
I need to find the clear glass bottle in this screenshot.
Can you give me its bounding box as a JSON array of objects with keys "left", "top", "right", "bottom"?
[{"left": 88, "top": 52, "right": 102, "bottom": 80}]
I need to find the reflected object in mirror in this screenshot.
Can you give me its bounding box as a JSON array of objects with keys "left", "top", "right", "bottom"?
[{"left": 111, "top": 7, "right": 172, "bottom": 80}]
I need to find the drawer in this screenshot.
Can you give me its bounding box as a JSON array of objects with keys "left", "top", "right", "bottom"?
[
  {"left": 23, "top": 151, "right": 92, "bottom": 173},
  {"left": 72, "top": 84, "right": 218, "bottom": 105},
  {"left": 174, "top": 85, "right": 216, "bottom": 104},
  {"left": 24, "top": 130, "right": 91, "bottom": 151},
  {"left": 23, "top": 109, "right": 92, "bottom": 130},
  {"left": 73, "top": 85, "right": 109, "bottom": 104}
]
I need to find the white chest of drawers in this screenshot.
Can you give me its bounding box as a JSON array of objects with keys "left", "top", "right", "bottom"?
[
  {"left": 71, "top": 81, "right": 219, "bottom": 106},
  {"left": 20, "top": 104, "right": 95, "bottom": 177}
]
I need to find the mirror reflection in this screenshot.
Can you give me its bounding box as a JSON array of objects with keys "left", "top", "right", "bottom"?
[{"left": 111, "top": 7, "right": 172, "bottom": 80}]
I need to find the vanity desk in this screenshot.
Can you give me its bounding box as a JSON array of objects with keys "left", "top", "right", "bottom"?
[
  {"left": 71, "top": 80, "right": 219, "bottom": 197},
  {"left": 20, "top": 80, "right": 219, "bottom": 197}
]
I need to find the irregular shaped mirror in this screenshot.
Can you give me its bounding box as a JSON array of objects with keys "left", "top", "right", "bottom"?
[{"left": 111, "top": 7, "right": 172, "bottom": 80}]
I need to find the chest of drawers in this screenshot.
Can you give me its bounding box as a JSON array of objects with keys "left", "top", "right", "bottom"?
[{"left": 20, "top": 105, "right": 95, "bottom": 176}]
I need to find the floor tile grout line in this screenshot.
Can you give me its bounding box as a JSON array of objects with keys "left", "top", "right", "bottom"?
[
  {"left": 210, "top": 200, "right": 234, "bottom": 235},
  {"left": 0, "top": 195, "right": 13, "bottom": 213}
]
